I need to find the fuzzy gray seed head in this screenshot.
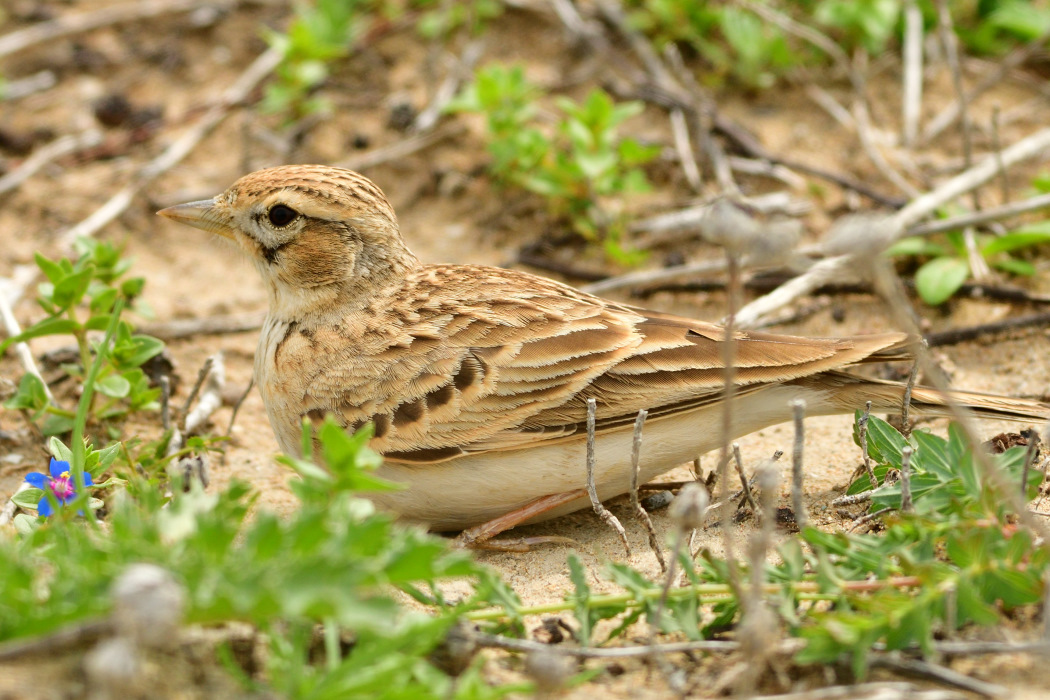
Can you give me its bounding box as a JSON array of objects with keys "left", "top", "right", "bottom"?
[
  {"left": 111, "top": 563, "right": 186, "bottom": 649},
  {"left": 670, "top": 482, "right": 709, "bottom": 531}
]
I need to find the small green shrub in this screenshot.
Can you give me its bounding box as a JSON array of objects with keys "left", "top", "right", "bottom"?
[
  {"left": 887, "top": 225, "right": 1050, "bottom": 305},
  {"left": 450, "top": 65, "right": 659, "bottom": 263},
  {"left": 1, "top": 239, "right": 163, "bottom": 436},
  {"left": 263, "top": 0, "right": 368, "bottom": 122}
]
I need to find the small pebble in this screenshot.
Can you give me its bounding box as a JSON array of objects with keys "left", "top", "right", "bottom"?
[{"left": 640, "top": 490, "right": 673, "bottom": 511}]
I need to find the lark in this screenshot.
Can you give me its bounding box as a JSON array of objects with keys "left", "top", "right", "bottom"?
[{"left": 159, "top": 165, "right": 1049, "bottom": 534}]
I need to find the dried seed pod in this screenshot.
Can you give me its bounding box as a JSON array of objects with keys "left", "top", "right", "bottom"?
[
  {"left": 111, "top": 564, "right": 186, "bottom": 649},
  {"left": 428, "top": 621, "right": 479, "bottom": 677},
  {"left": 821, "top": 213, "right": 901, "bottom": 260},
  {"left": 84, "top": 637, "right": 142, "bottom": 698},
  {"left": 670, "top": 482, "right": 709, "bottom": 531},
  {"left": 524, "top": 646, "right": 572, "bottom": 695}
]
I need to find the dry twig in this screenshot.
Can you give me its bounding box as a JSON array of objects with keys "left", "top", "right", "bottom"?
[
  {"left": 735, "top": 127, "right": 1050, "bottom": 328},
  {"left": 3, "top": 45, "right": 282, "bottom": 315},
  {"left": 901, "top": 0, "right": 924, "bottom": 147},
  {"left": 920, "top": 24, "right": 1050, "bottom": 145},
  {"left": 183, "top": 353, "right": 225, "bottom": 435},
  {"left": 585, "top": 398, "right": 630, "bottom": 555},
  {"left": 790, "top": 399, "right": 808, "bottom": 529},
  {"left": 900, "top": 446, "right": 914, "bottom": 513},
  {"left": 859, "top": 401, "right": 877, "bottom": 488},
  {"left": 337, "top": 122, "right": 466, "bottom": 171},
  {"left": 0, "top": 0, "right": 236, "bottom": 59},
  {"left": 137, "top": 312, "right": 266, "bottom": 341},
  {"left": 925, "top": 311, "right": 1050, "bottom": 347},
  {"left": 731, "top": 443, "right": 760, "bottom": 517},
  {"left": 0, "top": 284, "right": 54, "bottom": 405},
  {"left": 0, "top": 130, "right": 103, "bottom": 196},
  {"left": 628, "top": 409, "right": 665, "bottom": 571},
  {"left": 869, "top": 656, "right": 1005, "bottom": 699}
]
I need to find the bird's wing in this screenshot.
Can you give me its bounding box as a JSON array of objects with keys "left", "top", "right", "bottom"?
[{"left": 286, "top": 266, "right": 910, "bottom": 463}]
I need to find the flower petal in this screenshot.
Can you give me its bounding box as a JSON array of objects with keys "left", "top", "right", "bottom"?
[
  {"left": 81, "top": 473, "right": 94, "bottom": 487},
  {"left": 37, "top": 498, "right": 54, "bottom": 517},
  {"left": 24, "top": 472, "right": 48, "bottom": 488},
  {"left": 49, "top": 458, "right": 70, "bottom": 478}
]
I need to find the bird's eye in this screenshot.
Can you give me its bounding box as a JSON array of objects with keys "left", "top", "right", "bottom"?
[{"left": 267, "top": 204, "right": 298, "bottom": 227}]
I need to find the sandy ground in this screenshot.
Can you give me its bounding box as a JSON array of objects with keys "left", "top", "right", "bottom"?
[{"left": 3, "top": 2, "right": 1050, "bottom": 697}]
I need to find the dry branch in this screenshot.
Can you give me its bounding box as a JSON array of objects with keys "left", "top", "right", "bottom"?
[
  {"left": 3, "top": 46, "right": 282, "bottom": 313},
  {"left": 61, "top": 46, "right": 283, "bottom": 250},
  {"left": 924, "top": 311, "right": 1050, "bottom": 348},
  {"left": 0, "top": 0, "right": 235, "bottom": 59},
  {"left": 585, "top": 398, "right": 630, "bottom": 555},
  {"left": 920, "top": 24, "right": 1050, "bottom": 145},
  {"left": 869, "top": 656, "right": 1005, "bottom": 698},
  {"left": 336, "top": 122, "right": 466, "bottom": 171},
  {"left": 0, "top": 130, "right": 103, "bottom": 197},
  {"left": 1, "top": 70, "right": 57, "bottom": 101},
  {"left": 901, "top": 0, "right": 924, "bottom": 147},
  {"left": 628, "top": 409, "right": 666, "bottom": 571},
  {"left": 735, "top": 127, "right": 1050, "bottom": 328},
  {"left": 0, "top": 283, "right": 54, "bottom": 405},
  {"left": 138, "top": 312, "right": 266, "bottom": 341}
]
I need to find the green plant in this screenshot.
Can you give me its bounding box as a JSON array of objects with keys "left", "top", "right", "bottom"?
[
  {"left": 1, "top": 239, "right": 163, "bottom": 436},
  {"left": 467, "top": 413, "right": 1047, "bottom": 680},
  {"left": 887, "top": 224, "right": 1050, "bottom": 305},
  {"left": 263, "top": 0, "right": 368, "bottom": 122},
  {"left": 814, "top": 0, "right": 901, "bottom": 53},
  {"left": 954, "top": 0, "right": 1050, "bottom": 54},
  {"left": 626, "top": 1, "right": 800, "bottom": 89},
  {"left": 410, "top": 0, "right": 503, "bottom": 39},
  {"left": 450, "top": 65, "right": 659, "bottom": 262},
  {"left": 0, "top": 411, "right": 517, "bottom": 697}
]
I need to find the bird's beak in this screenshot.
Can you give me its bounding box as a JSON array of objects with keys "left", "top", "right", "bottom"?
[{"left": 157, "top": 197, "right": 234, "bottom": 240}]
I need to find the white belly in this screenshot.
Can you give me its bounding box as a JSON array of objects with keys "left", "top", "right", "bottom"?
[{"left": 369, "top": 384, "right": 832, "bottom": 530}]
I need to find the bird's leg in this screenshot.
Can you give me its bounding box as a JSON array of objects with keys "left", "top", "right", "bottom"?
[{"left": 452, "top": 488, "right": 589, "bottom": 550}]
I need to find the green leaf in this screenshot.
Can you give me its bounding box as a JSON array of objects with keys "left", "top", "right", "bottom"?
[
  {"left": 980, "top": 229, "right": 1050, "bottom": 255},
  {"left": 95, "top": 374, "right": 131, "bottom": 398},
  {"left": 567, "top": 554, "right": 594, "bottom": 646},
  {"left": 3, "top": 373, "right": 49, "bottom": 412},
  {"left": 914, "top": 256, "right": 970, "bottom": 305},
  {"left": 51, "top": 267, "right": 94, "bottom": 309},
  {"left": 13, "top": 513, "right": 38, "bottom": 534},
  {"left": 111, "top": 334, "right": 164, "bottom": 369},
  {"left": 910, "top": 430, "right": 952, "bottom": 480},
  {"left": 0, "top": 317, "right": 81, "bottom": 354},
  {"left": 884, "top": 237, "right": 947, "bottom": 258},
  {"left": 49, "top": 437, "right": 73, "bottom": 461},
  {"left": 575, "top": 150, "right": 617, "bottom": 180},
  {"left": 564, "top": 118, "right": 594, "bottom": 150},
  {"left": 954, "top": 578, "right": 999, "bottom": 626},
  {"left": 89, "top": 287, "right": 119, "bottom": 315},
  {"left": 87, "top": 443, "right": 121, "bottom": 477},
  {"left": 41, "top": 414, "right": 76, "bottom": 436},
  {"left": 34, "top": 252, "right": 66, "bottom": 284},
  {"left": 618, "top": 139, "right": 659, "bottom": 167},
  {"left": 12, "top": 487, "right": 43, "bottom": 509},
  {"left": 991, "top": 258, "right": 1036, "bottom": 276},
  {"left": 864, "top": 414, "right": 910, "bottom": 467}
]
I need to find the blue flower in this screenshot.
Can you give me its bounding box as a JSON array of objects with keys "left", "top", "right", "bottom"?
[{"left": 24, "top": 458, "right": 93, "bottom": 517}]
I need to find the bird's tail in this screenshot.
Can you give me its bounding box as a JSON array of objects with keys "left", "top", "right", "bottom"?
[{"left": 795, "top": 371, "right": 1050, "bottom": 424}]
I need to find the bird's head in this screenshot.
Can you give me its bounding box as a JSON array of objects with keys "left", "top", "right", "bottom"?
[{"left": 158, "top": 165, "right": 418, "bottom": 319}]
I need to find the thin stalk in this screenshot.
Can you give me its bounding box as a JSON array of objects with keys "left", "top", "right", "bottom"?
[
  {"left": 69, "top": 299, "right": 125, "bottom": 522},
  {"left": 464, "top": 576, "right": 922, "bottom": 622}
]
